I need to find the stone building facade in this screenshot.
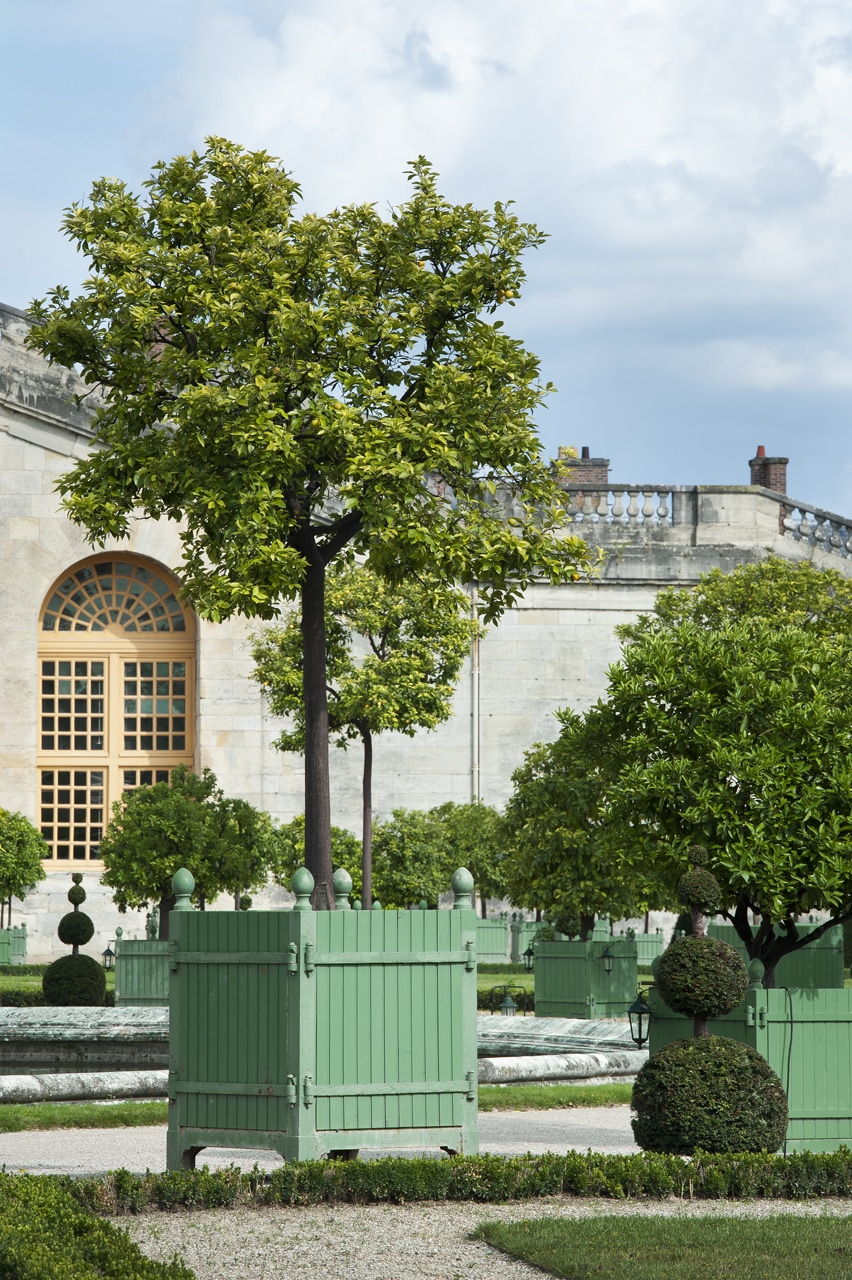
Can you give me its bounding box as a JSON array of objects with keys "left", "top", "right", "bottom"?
[{"left": 3, "top": 299, "right": 852, "bottom": 958}]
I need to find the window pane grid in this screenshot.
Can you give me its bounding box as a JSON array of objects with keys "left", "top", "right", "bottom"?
[
  {"left": 122, "top": 660, "right": 187, "bottom": 752},
  {"left": 40, "top": 659, "right": 105, "bottom": 752},
  {"left": 122, "top": 768, "right": 176, "bottom": 794},
  {"left": 39, "top": 769, "right": 104, "bottom": 860}
]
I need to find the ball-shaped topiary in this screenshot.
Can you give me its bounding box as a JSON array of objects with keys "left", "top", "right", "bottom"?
[
  {"left": 632, "top": 1035, "right": 788, "bottom": 1154},
  {"left": 677, "top": 866, "right": 722, "bottom": 915},
  {"left": 57, "top": 911, "right": 95, "bottom": 947},
  {"left": 656, "top": 935, "right": 748, "bottom": 1021},
  {"left": 67, "top": 884, "right": 86, "bottom": 906},
  {"left": 42, "top": 954, "right": 106, "bottom": 1007}
]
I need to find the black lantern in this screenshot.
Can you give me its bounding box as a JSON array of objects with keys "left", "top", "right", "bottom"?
[
  {"left": 601, "top": 946, "right": 614, "bottom": 975},
  {"left": 523, "top": 945, "right": 535, "bottom": 973},
  {"left": 628, "top": 991, "right": 652, "bottom": 1048},
  {"left": 102, "top": 943, "right": 115, "bottom": 971}
]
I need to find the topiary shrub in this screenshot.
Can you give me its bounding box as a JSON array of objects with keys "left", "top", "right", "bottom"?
[
  {"left": 656, "top": 934, "right": 748, "bottom": 1021},
  {"left": 42, "top": 873, "right": 106, "bottom": 1006},
  {"left": 677, "top": 866, "right": 721, "bottom": 915},
  {"left": 42, "top": 953, "right": 106, "bottom": 1006},
  {"left": 57, "top": 911, "right": 95, "bottom": 947},
  {"left": 632, "top": 1035, "right": 788, "bottom": 1154}
]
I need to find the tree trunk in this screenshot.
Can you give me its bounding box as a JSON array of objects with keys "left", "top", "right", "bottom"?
[
  {"left": 580, "top": 913, "right": 595, "bottom": 943},
  {"left": 480, "top": 894, "right": 488, "bottom": 919},
  {"left": 691, "top": 908, "right": 706, "bottom": 939},
  {"left": 693, "top": 1017, "right": 709, "bottom": 1037},
  {"left": 644, "top": 910, "right": 650, "bottom": 935},
  {"left": 361, "top": 725, "right": 373, "bottom": 910},
  {"left": 234, "top": 889, "right": 241, "bottom": 911},
  {"left": 157, "top": 889, "right": 176, "bottom": 941},
  {"left": 301, "top": 556, "right": 334, "bottom": 908}
]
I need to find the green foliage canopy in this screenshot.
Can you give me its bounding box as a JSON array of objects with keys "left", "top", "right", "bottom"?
[
  {"left": 371, "top": 809, "right": 454, "bottom": 908},
  {"left": 0, "top": 810, "right": 47, "bottom": 904},
  {"left": 251, "top": 562, "right": 478, "bottom": 750},
  {"left": 267, "top": 814, "right": 362, "bottom": 898},
  {"left": 508, "top": 559, "right": 852, "bottom": 980},
  {"left": 28, "top": 137, "right": 592, "bottom": 890},
  {"left": 99, "top": 767, "right": 274, "bottom": 923},
  {"left": 502, "top": 710, "right": 665, "bottom": 924},
  {"left": 430, "top": 801, "right": 508, "bottom": 906}
]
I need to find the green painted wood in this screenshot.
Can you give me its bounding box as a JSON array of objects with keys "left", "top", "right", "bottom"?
[
  {"left": 0, "top": 926, "right": 28, "bottom": 966},
  {"left": 114, "top": 938, "right": 170, "bottom": 1007},
  {"left": 707, "top": 921, "right": 844, "bottom": 988},
  {"left": 534, "top": 938, "right": 638, "bottom": 1018},
  {"left": 477, "top": 919, "right": 509, "bottom": 963},
  {"left": 167, "top": 887, "right": 479, "bottom": 1169},
  {"left": 648, "top": 985, "right": 852, "bottom": 1152},
  {"left": 615, "top": 930, "right": 665, "bottom": 966}
]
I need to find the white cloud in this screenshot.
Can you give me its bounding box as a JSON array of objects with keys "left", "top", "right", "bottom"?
[{"left": 7, "top": 0, "right": 852, "bottom": 507}]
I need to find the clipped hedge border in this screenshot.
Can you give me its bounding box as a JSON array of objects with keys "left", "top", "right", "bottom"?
[
  {"left": 0, "top": 988, "right": 116, "bottom": 1008},
  {"left": 0, "top": 1174, "right": 192, "bottom": 1279},
  {"left": 41, "top": 1149, "right": 852, "bottom": 1214}
]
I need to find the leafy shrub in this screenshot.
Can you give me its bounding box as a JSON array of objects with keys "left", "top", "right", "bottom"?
[
  {"left": 0, "top": 1173, "right": 193, "bottom": 1278},
  {"left": 656, "top": 935, "right": 748, "bottom": 1021},
  {"left": 47, "top": 1147, "right": 852, "bottom": 1213},
  {"left": 42, "top": 954, "right": 106, "bottom": 1006},
  {"left": 632, "top": 1036, "right": 788, "bottom": 1155},
  {"left": 57, "top": 911, "right": 95, "bottom": 947}
]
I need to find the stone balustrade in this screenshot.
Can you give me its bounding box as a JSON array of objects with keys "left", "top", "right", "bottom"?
[{"left": 550, "top": 482, "right": 852, "bottom": 563}]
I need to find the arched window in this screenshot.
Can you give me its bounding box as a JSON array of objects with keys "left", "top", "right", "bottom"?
[{"left": 37, "top": 555, "right": 195, "bottom": 861}]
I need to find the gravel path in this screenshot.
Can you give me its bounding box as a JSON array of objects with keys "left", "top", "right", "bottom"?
[
  {"left": 125, "top": 1198, "right": 852, "bottom": 1280},
  {"left": 0, "top": 1107, "right": 639, "bottom": 1176}
]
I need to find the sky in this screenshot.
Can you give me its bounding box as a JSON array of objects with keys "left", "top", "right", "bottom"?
[{"left": 3, "top": 0, "right": 852, "bottom": 511}]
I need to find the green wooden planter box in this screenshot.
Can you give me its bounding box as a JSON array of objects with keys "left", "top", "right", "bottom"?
[
  {"left": 477, "top": 918, "right": 509, "bottom": 963},
  {"left": 167, "top": 868, "right": 479, "bottom": 1170},
  {"left": 615, "top": 929, "right": 665, "bottom": 967},
  {"left": 114, "top": 932, "right": 170, "bottom": 1007},
  {"left": 706, "top": 921, "right": 844, "bottom": 989},
  {"left": 647, "top": 985, "right": 852, "bottom": 1152},
  {"left": 534, "top": 937, "right": 638, "bottom": 1018},
  {"left": 0, "top": 926, "right": 27, "bottom": 966}
]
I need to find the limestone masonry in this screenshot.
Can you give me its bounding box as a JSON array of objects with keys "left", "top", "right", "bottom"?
[{"left": 3, "top": 299, "right": 851, "bottom": 958}]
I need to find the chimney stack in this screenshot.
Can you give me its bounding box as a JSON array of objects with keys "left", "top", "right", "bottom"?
[
  {"left": 556, "top": 445, "right": 610, "bottom": 488},
  {"left": 749, "top": 445, "right": 788, "bottom": 494}
]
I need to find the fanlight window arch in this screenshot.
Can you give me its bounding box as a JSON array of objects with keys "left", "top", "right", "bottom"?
[
  {"left": 42, "top": 560, "right": 188, "bottom": 634},
  {"left": 37, "top": 555, "right": 195, "bottom": 863}
]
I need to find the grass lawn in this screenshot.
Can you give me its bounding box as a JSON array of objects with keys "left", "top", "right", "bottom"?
[
  {"left": 474, "top": 1214, "right": 852, "bottom": 1280},
  {"left": 0, "top": 1082, "right": 631, "bottom": 1131},
  {"left": 478, "top": 1082, "right": 632, "bottom": 1110},
  {"left": 0, "top": 968, "right": 115, "bottom": 994},
  {"left": 0, "top": 1100, "right": 168, "bottom": 1132}
]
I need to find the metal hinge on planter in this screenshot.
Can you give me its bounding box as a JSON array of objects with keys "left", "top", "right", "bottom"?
[{"left": 303, "top": 1073, "right": 314, "bottom": 1108}]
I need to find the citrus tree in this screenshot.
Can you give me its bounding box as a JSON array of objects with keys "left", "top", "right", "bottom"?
[
  {"left": 0, "top": 810, "right": 47, "bottom": 926},
  {"left": 251, "top": 561, "right": 478, "bottom": 906},
  {"left": 28, "top": 138, "right": 591, "bottom": 905},
  {"left": 98, "top": 766, "right": 275, "bottom": 937}
]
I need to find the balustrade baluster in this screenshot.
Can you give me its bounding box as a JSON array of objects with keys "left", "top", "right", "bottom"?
[
  {"left": 611, "top": 490, "right": 625, "bottom": 521},
  {"left": 642, "top": 492, "right": 655, "bottom": 521},
  {"left": 657, "top": 492, "right": 670, "bottom": 523},
  {"left": 626, "top": 490, "right": 640, "bottom": 522}
]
